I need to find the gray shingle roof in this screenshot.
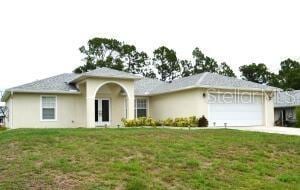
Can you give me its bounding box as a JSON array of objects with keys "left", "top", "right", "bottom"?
[
  {"left": 134, "top": 78, "right": 166, "bottom": 96},
  {"left": 200, "top": 72, "right": 276, "bottom": 90},
  {"left": 7, "top": 73, "right": 79, "bottom": 93},
  {"left": 69, "top": 67, "right": 141, "bottom": 83},
  {"left": 274, "top": 90, "right": 300, "bottom": 108},
  {"left": 2, "top": 68, "right": 277, "bottom": 101},
  {"left": 135, "top": 72, "right": 277, "bottom": 95}
]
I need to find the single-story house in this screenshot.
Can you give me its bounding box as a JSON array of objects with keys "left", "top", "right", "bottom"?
[
  {"left": 274, "top": 90, "right": 300, "bottom": 126},
  {"left": 1, "top": 67, "right": 276, "bottom": 128}
]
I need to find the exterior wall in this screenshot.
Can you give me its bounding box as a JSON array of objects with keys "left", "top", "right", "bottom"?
[
  {"left": 264, "top": 94, "right": 274, "bottom": 127},
  {"left": 10, "top": 93, "right": 85, "bottom": 128},
  {"left": 149, "top": 88, "right": 274, "bottom": 127},
  {"left": 149, "top": 89, "right": 207, "bottom": 120},
  {"left": 5, "top": 78, "right": 135, "bottom": 128},
  {"left": 5, "top": 83, "right": 275, "bottom": 128}
]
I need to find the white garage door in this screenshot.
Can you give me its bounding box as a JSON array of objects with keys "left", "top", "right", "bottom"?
[{"left": 208, "top": 94, "right": 264, "bottom": 126}]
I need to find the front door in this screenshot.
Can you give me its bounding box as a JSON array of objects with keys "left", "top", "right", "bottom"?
[{"left": 95, "top": 98, "right": 110, "bottom": 126}]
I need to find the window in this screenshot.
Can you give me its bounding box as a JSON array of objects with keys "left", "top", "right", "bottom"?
[
  {"left": 41, "top": 96, "right": 57, "bottom": 121},
  {"left": 135, "top": 98, "right": 147, "bottom": 118}
]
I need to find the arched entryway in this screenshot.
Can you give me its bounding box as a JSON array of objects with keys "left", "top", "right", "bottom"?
[
  {"left": 85, "top": 78, "right": 135, "bottom": 128},
  {"left": 93, "top": 81, "right": 130, "bottom": 126}
]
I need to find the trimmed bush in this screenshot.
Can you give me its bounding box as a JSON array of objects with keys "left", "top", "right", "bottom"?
[
  {"left": 174, "top": 117, "right": 189, "bottom": 127},
  {"left": 122, "top": 117, "right": 156, "bottom": 127},
  {"left": 296, "top": 107, "right": 300, "bottom": 128},
  {"left": 188, "top": 116, "right": 198, "bottom": 127},
  {"left": 154, "top": 120, "right": 163, "bottom": 126},
  {"left": 163, "top": 118, "right": 174, "bottom": 126},
  {"left": 122, "top": 116, "right": 203, "bottom": 128},
  {"left": 145, "top": 117, "right": 156, "bottom": 127},
  {"left": 198, "top": 115, "right": 208, "bottom": 127}
]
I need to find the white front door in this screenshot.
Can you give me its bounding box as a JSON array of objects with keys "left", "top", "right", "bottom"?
[{"left": 95, "top": 98, "right": 111, "bottom": 126}]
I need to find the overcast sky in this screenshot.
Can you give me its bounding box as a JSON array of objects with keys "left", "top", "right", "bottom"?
[{"left": 1, "top": 0, "right": 300, "bottom": 90}]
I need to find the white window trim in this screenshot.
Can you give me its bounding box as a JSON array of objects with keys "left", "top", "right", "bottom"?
[
  {"left": 134, "top": 98, "right": 148, "bottom": 118},
  {"left": 40, "top": 95, "right": 57, "bottom": 122}
]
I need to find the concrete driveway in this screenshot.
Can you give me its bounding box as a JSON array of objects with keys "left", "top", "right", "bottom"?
[{"left": 228, "top": 126, "right": 300, "bottom": 136}]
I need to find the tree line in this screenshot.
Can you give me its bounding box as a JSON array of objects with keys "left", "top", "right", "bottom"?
[{"left": 74, "top": 37, "right": 300, "bottom": 90}]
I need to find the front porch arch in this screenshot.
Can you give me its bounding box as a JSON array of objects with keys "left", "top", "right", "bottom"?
[
  {"left": 93, "top": 81, "right": 131, "bottom": 99},
  {"left": 85, "top": 78, "right": 135, "bottom": 128}
]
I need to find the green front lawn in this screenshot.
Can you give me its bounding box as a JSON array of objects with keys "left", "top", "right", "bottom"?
[{"left": 0, "top": 128, "right": 299, "bottom": 189}]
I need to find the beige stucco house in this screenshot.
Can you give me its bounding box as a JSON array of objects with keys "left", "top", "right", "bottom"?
[{"left": 1, "top": 67, "right": 276, "bottom": 128}]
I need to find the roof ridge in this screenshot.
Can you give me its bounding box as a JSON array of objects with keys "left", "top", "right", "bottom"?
[
  {"left": 196, "top": 72, "right": 208, "bottom": 85},
  {"left": 89, "top": 67, "right": 136, "bottom": 74},
  {"left": 142, "top": 77, "right": 166, "bottom": 83}
]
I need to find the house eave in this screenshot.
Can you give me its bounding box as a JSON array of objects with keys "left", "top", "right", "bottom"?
[
  {"left": 69, "top": 75, "right": 141, "bottom": 84},
  {"left": 135, "top": 85, "right": 276, "bottom": 97},
  {"left": 274, "top": 105, "right": 299, "bottom": 108},
  {"left": 1, "top": 89, "right": 80, "bottom": 102}
]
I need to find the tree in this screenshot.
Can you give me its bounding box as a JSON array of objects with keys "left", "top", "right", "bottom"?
[
  {"left": 192, "top": 47, "right": 219, "bottom": 74},
  {"left": 142, "top": 66, "right": 157, "bottom": 79},
  {"left": 191, "top": 47, "right": 236, "bottom": 77},
  {"left": 239, "top": 60, "right": 300, "bottom": 89},
  {"left": 218, "top": 62, "right": 236, "bottom": 77},
  {"left": 278, "top": 58, "right": 300, "bottom": 90},
  {"left": 74, "top": 38, "right": 123, "bottom": 73},
  {"left": 153, "top": 46, "right": 180, "bottom": 81},
  {"left": 180, "top": 59, "right": 193, "bottom": 77},
  {"left": 192, "top": 47, "right": 230, "bottom": 77},
  {"left": 74, "top": 37, "right": 156, "bottom": 77},
  {"left": 239, "top": 63, "right": 270, "bottom": 84},
  {"left": 192, "top": 47, "right": 205, "bottom": 74},
  {"left": 120, "top": 44, "right": 149, "bottom": 74},
  {"left": 268, "top": 73, "right": 282, "bottom": 88}
]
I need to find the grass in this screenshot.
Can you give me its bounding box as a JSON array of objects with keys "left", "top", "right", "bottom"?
[
  {"left": 0, "top": 128, "right": 299, "bottom": 189},
  {"left": 296, "top": 106, "right": 300, "bottom": 128}
]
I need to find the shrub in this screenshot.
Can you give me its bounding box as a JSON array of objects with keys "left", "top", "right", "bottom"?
[
  {"left": 122, "top": 117, "right": 156, "bottom": 127},
  {"left": 188, "top": 116, "right": 198, "bottom": 127},
  {"left": 198, "top": 115, "right": 208, "bottom": 127},
  {"left": 155, "top": 120, "right": 163, "bottom": 126},
  {"left": 296, "top": 107, "right": 300, "bottom": 128},
  {"left": 122, "top": 116, "right": 202, "bottom": 128},
  {"left": 145, "top": 117, "right": 156, "bottom": 127},
  {"left": 136, "top": 117, "right": 146, "bottom": 126},
  {"left": 163, "top": 118, "right": 174, "bottom": 126},
  {"left": 173, "top": 117, "right": 191, "bottom": 127}
]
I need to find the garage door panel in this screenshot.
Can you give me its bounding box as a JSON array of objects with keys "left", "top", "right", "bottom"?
[{"left": 208, "top": 94, "right": 263, "bottom": 127}]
